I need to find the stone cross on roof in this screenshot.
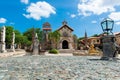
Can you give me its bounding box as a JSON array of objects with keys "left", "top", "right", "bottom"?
[{"left": 62, "top": 20, "right": 67, "bottom": 25}]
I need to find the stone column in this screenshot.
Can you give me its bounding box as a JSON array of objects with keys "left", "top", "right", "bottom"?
[
  {"left": 0, "top": 26, "right": 6, "bottom": 53},
  {"left": 11, "top": 32, "right": 15, "bottom": 52},
  {"left": 33, "top": 33, "right": 39, "bottom": 55}
]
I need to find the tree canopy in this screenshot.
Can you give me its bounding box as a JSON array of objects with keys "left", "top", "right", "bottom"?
[
  {"left": 48, "top": 30, "right": 61, "bottom": 49},
  {"left": 5, "top": 26, "right": 14, "bottom": 45},
  {"left": 0, "top": 26, "right": 34, "bottom": 48},
  {"left": 23, "top": 27, "right": 42, "bottom": 42}
]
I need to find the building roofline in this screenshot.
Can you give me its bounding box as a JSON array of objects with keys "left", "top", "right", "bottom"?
[{"left": 57, "top": 24, "right": 74, "bottom": 31}]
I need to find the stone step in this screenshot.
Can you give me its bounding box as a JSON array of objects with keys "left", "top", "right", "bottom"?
[{"left": 59, "top": 49, "right": 75, "bottom": 53}]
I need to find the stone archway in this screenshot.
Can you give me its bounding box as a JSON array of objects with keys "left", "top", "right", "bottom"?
[{"left": 62, "top": 40, "right": 69, "bottom": 49}]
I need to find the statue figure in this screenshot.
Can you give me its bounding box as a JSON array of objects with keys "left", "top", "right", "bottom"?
[
  {"left": 89, "top": 43, "right": 98, "bottom": 54},
  {"left": 33, "top": 33, "right": 39, "bottom": 55}
]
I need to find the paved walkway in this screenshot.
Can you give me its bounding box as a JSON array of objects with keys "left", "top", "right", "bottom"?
[
  {"left": 1, "top": 50, "right": 120, "bottom": 58},
  {"left": 0, "top": 49, "right": 26, "bottom": 58}
]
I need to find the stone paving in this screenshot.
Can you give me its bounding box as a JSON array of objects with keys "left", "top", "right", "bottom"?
[
  {"left": 0, "top": 55, "right": 120, "bottom": 80},
  {"left": 0, "top": 49, "right": 26, "bottom": 58}
]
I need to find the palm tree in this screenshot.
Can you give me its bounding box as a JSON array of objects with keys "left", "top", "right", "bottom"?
[
  {"left": 48, "top": 32, "right": 53, "bottom": 49},
  {"left": 48, "top": 31, "right": 61, "bottom": 49}
]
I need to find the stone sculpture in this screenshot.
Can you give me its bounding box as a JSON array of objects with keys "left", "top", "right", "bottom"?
[{"left": 33, "top": 33, "right": 39, "bottom": 55}]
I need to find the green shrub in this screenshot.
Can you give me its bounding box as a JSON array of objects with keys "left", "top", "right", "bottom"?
[{"left": 49, "top": 49, "right": 58, "bottom": 54}]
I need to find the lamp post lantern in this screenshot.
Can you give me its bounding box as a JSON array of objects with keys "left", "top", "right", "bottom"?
[
  {"left": 101, "top": 18, "right": 114, "bottom": 35},
  {"left": 100, "top": 18, "right": 117, "bottom": 60}
]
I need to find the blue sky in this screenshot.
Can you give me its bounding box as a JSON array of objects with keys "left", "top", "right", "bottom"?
[{"left": 0, "top": 0, "right": 120, "bottom": 37}]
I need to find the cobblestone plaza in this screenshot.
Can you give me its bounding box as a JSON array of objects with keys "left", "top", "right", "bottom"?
[{"left": 0, "top": 55, "right": 120, "bottom": 80}]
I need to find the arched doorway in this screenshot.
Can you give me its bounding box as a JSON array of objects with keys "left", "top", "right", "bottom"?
[{"left": 62, "top": 40, "right": 69, "bottom": 49}]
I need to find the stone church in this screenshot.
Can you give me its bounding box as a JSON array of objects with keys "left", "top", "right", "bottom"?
[
  {"left": 57, "top": 21, "right": 76, "bottom": 51},
  {"left": 42, "top": 21, "right": 76, "bottom": 52}
]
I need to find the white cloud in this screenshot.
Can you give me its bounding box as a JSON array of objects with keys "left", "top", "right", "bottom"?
[
  {"left": 21, "top": 0, "right": 29, "bottom": 4},
  {"left": 23, "top": 1, "right": 56, "bottom": 20},
  {"left": 0, "top": 18, "right": 7, "bottom": 23},
  {"left": 91, "top": 20, "right": 97, "bottom": 23},
  {"left": 81, "top": 0, "right": 89, "bottom": 3},
  {"left": 108, "top": 12, "right": 120, "bottom": 25},
  {"left": 78, "top": 0, "right": 120, "bottom": 16},
  {"left": 70, "top": 14, "right": 76, "bottom": 18},
  {"left": 108, "top": 12, "right": 120, "bottom": 21}
]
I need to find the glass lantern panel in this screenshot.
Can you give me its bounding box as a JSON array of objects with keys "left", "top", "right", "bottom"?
[
  {"left": 101, "top": 21, "right": 107, "bottom": 31},
  {"left": 107, "top": 21, "right": 113, "bottom": 30}
]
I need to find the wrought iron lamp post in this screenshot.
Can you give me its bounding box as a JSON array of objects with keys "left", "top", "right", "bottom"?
[{"left": 100, "top": 18, "right": 116, "bottom": 60}]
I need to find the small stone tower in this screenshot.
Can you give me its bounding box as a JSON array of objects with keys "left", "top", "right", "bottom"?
[{"left": 42, "top": 22, "right": 52, "bottom": 50}]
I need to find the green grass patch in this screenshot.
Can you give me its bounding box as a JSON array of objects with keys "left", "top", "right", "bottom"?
[{"left": 49, "top": 49, "right": 59, "bottom": 54}]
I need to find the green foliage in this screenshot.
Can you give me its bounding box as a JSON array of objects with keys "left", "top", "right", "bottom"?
[
  {"left": 49, "top": 49, "right": 59, "bottom": 54},
  {"left": 3, "top": 26, "right": 31, "bottom": 48},
  {"left": 48, "top": 30, "right": 61, "bottom": 48},
  {"left": 22, "top": 27, "right": 43, "bottom": 48},
  {"left": 23, "top": 28, "right": 34, "bottom": 41},
  {"left": 48, "top": 31, "right": 61, "bottom": 42},
  {"left": 14, "top": 29, "right": 31, "bottom": 47},
  {"left": 48, "top": 32, "right": 53, "bottom": 41},
  {"left": 73, "top": 34, "right": 78, "bottom": 43},
  {"left": 0, "top": 26, "right": 41, "bottom": 49},
  {"left": 5, "top": 26, "right": 14, "bottom": 45},
  {"left": 53, "top": 31, "right": 61, "bottom": 42},
  {"left": 92, "top": 34, "right": 99, "bottom": 37},
  {"left": 78, "top": 37, "right": 84, "bottom": 40},
  {"left": 14, "top": 30, "right": 22, "bottom": 44},
  {"left": 23, "top": 27, "right": 42, "bottom": 42},
  {"left": 14, "top": 30, "right": 21, "bottom": 35},
  {"left": 21, "top": 36, "right": 31, "bottom": 46}
]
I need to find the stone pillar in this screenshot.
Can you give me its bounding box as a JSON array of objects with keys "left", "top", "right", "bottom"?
[
  {"left": 33, "top": 33, "right": 39, "bottom": 55},
  {"left": 11, "top": 32, "right": 15, "bottom": 52},
  {"left": 100, "top": 35, "right": 116, "bottom": 60},
  {"left": 0, "top": 26, "right": 6, "bottom": 53}
]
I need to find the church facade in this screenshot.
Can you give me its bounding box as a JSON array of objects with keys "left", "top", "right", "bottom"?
[
  {"left": 57, "top": 21, "right": 76, "bottom": 50},
  {"left": 42, "top": 21, "right": 76, "bottom": 51}
]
